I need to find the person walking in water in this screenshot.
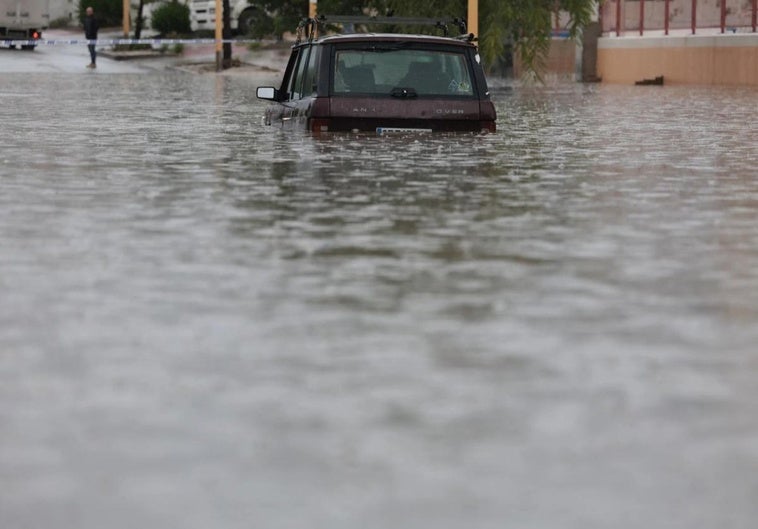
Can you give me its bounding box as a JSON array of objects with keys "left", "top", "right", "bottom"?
[{"left": 83, "top": 6, "right": 98, "bottom": 69}]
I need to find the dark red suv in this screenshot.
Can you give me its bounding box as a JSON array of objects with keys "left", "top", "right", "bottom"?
[{"left": 256, "top": 18, "right": 497, "bottom": 134}]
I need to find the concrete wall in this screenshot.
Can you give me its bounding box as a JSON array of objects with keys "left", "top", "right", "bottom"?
[
  {"left": 514, "top": 38, "right": 579, "bottom": 80},
  {"left": 597, "top": 34, "right": 758, "bottom": 85}
]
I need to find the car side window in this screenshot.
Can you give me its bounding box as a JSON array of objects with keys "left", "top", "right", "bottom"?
[
  {"left": 285, "top": 49, "right": 303, "bottom": 101},
  {"left": 300, "top": 46, "right": 319, "bottom": 98},
  {"left": 288, "top": 45, "right": 314, "bottom": 101},
  {"left": 279, "top": 48, "right": 300, "bottom": 100}
]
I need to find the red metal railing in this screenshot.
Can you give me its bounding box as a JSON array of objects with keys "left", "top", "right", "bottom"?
[{"left": 600, "top": 0, "right": 758, "bottom": 36}]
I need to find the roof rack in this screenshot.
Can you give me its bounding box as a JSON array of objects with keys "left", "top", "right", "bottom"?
[{"left": 296, "top": 14, "right": 475, "bottom": 44}]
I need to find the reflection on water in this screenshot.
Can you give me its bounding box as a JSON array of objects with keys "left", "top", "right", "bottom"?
[{"left": 1, "top": 73, "right": 757, "bottom": 529}]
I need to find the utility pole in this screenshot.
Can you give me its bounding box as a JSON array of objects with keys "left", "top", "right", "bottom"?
[
  {"left": 309, "top": 0, "right": 317, "bottom": 18},
  {"left": 467, "top": 0, "right": 478, "bottom": 37},
  {"left": 215, "top": 0, "right": 222, "bottom": 70},
  {"left": 122, "top": 0, "right": 130, "bottom": 36}
]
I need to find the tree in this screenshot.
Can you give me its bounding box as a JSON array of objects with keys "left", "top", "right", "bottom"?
[
  {"left": 135, "top": 0, "right": 145, "bottom": 39},
  {"left": 150, "top": 0, "right": 191, "bottom": 35},
  {"left": 223, "top": 0, "right": 232, "bottom": 67},
  {"left": 311, "top": 0, "right": 598, "bottom": 74},
  {"left": 77, "top": 0, "right": 122, "bottom": 27},
  {"left": 478, "top": 0, "right": 597, "bottom": 74},
  {"left": 242, "top": 0, "right": 308, "bottom": 40}
]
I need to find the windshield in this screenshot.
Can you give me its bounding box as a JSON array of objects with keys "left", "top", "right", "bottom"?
[{"left": 333, "top": 47, "right": 474, "bottom": 97}]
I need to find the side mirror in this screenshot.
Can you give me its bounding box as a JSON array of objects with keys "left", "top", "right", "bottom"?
[{"left": 256, "top": 87, "right": 278, "bottom": 101}]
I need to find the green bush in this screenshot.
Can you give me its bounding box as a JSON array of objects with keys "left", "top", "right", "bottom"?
[
  {"left": 77, "top": 0, "right": 122, "bottom": 27},
  {"left": 151, "top": 1, "right": 191, "bottom": 36}
]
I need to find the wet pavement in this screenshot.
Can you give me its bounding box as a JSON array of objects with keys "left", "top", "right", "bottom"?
[
  {"left": 0, "top": 30, "right": 160, "bottom": 74},
  {"left": 0, "top": 29, "right": 289, "bottom": 75},
  {"left": 1, "top": 59, "right": 757, "bottom": 529}
]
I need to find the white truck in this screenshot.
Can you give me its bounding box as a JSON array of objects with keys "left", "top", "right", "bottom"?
[
  {"left": 1, "top": 0, "right": 49, "bottom": 49},
  {"left": 143, "top": 0, "right": 259, "bottom": 34},
  {"left": 188, "top": 0, "right": 259, "bottom": 34}
]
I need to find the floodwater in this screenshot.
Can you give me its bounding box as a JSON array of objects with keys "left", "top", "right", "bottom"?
[{"left": 1, "top": 71, "right": 757, "bottom": 529}]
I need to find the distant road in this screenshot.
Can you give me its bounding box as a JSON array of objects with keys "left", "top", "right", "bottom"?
[{"left": 0, "top": 29, "right": 175, "bottom": 74}]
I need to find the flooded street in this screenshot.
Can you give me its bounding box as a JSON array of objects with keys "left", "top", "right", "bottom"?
[{"left": 1, "top": 70, "right": 757, "bottom": 529}]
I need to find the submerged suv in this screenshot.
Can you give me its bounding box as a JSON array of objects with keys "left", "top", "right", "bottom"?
[{"left": 256, "top": 17, "right": 497, "bottom": 134}]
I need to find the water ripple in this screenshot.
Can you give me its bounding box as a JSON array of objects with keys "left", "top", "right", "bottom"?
[{"left": 1, "top": 73, "right": 757, "bottom": 529}]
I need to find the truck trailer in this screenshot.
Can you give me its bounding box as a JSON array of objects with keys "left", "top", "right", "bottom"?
[{"left": 1, "top": 0, "right": 49, "bottom": 49}]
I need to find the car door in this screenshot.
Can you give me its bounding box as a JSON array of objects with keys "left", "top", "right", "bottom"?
[
  {"left": 269, "top": 44, "right": 314, "bottom": 128},
  {"left": 283, "top": 44, "right": 319, "bottom": 129}
]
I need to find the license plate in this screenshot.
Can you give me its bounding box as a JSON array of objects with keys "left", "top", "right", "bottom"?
[{"left": 376, "top": 127, "right": 433, "bottom": 135}]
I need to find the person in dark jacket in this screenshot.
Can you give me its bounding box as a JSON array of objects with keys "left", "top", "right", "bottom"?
[{"left": 83, "top": 6, "right": 98, "bottom": 69}]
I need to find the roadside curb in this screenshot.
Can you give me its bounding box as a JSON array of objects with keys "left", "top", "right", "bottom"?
[
  {"left": 99, "top": 49, "right": 180, "bottom": 60},
  {"left": 168, "top": 59, "right": 284, "bottom": 77}
]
